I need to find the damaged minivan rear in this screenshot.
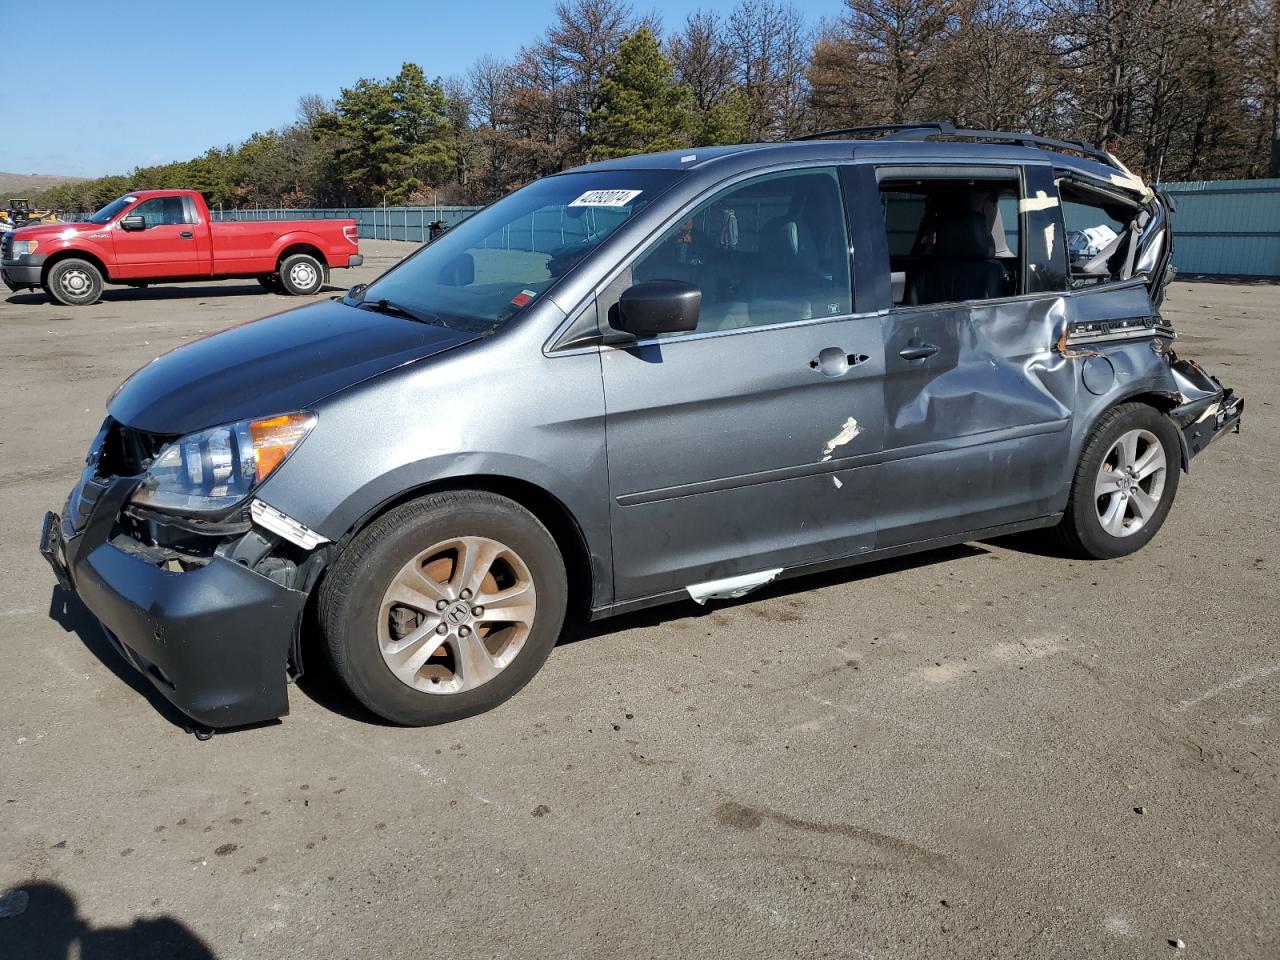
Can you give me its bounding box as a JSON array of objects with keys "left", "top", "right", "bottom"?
[{"left": 41, "top": 124, "right": 1243, "bottom": 732}]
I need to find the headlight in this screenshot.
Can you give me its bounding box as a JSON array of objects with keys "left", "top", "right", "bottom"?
[
  {"left": 130, "top": 411, "right": 316, "bottom": 516},
  {"left": 10, "top": 240, "right": 39, "bottom": 257}
]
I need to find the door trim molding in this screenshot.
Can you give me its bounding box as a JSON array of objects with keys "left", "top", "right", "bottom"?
[{"left": 616, "top": 417, "right": 1069, "bottom": 506}]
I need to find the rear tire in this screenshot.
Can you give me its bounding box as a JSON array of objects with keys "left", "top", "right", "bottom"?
[
  {"left": 318, "top": 491, "right": 568, "bottom": 726},
  {"left": 1057, "top": 403, "right": 1181, "bottom": 559},
  {"left": 45, "top": 258, "right": 103, "bottom": 306},
  {"left": 278, "top": 253, "right": 324, "bottom": 296}
]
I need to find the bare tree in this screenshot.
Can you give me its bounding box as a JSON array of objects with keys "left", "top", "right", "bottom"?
[
  {"left": 938, "top": 0, "right": 1059, "bottom": 132},
  {"left": 809, "top": 0, "right": 954, "bottom": 128},
  {"left": 466, "top": 55, "right": 512, "bottom": 129},
  {"left": 727, "top": 0, "right": 812, "bottom": 139},
  {"left": 669, "top": 11, "right": 737, "bottom": 112},
  {"left": 1248, "top": 0, "right": 1280, "bottom": 176}
]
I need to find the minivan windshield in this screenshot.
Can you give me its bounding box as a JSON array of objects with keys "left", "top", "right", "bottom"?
[{"left": 356, "top": 170, "right": 681, "bottom": 331}]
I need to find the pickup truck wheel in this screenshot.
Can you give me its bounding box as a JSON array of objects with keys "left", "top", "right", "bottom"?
[
  {"left": 1057, "top": 403, "right": 1181, "bottom": 559},
  {"left": 46, "top": 258, "right": 103, "bottom": 306},
  {"left": 257, "top": 274, "right": 282, "bottom": 293},
  {"left": 278, "top": 254, "right": 324, "bottom": 296},
  {"left": 319, "top": 491, "right": 568, "bottom": 726}
]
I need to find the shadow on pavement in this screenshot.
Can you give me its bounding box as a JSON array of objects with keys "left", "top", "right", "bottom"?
[
  {"left": 0, "top": 882, "right": 215, "bottom": 960},
  {"left": 561, "top": 542, "right": 988, "bottom": 646},
  {"left": 46, "top": 586, "right": 192, "bottom": 732},
  {"left": 983, "top": 528, "right": 1077, "bottom": 559}
]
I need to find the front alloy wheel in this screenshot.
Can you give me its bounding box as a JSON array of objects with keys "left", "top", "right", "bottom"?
[
  {"left": 378, "top": 536, "right": 537, "bottom": 695},
  {"left": 319, "top": 491, "right": 567, "bottom": 726}
]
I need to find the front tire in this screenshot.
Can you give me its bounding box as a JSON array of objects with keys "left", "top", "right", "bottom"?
[
  {"left": 45, "top": 258, "right": 103, "bottom": 306},
  {"left": 277, "top": 253, "right": 324, "bottom": 296},
  {"left": 1058, "top": 403, "right": 1181, "bottom": 559},
  {"left": 318, "top": 491, "right": 568, "bottom": 726}
]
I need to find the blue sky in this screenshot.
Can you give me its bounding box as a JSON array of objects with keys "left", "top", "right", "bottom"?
[{"left": 12, "top": 0, "right": 841, "bottom": 177}]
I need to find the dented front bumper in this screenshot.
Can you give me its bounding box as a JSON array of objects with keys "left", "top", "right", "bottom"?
[{"left": 40, "top": 473, "right": 304, "bottom": 729}]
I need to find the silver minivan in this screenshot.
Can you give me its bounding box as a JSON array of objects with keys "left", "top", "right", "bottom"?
[{"left": 41, "top": 124, "right": 1243, "bottom": 733}]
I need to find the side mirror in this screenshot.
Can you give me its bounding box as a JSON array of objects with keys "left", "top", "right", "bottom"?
[
  {"left": 439, "top": 252, "right": 474, "bottom": 287},
  {"left": 119, "top": 215, "right": 146, "bottom": 231},
  {"left": 615, "top": 280, "right": 701, "bottom": 337}
]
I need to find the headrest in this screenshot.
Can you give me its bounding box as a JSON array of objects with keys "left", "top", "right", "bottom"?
[
  {"left": 932, "top": 210, "right": 995, "bottom": 259},
  {"left": 760, "top": 217, "right": 801, "bottom": 259}
]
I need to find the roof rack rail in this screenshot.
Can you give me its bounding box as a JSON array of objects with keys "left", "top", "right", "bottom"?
[{"left": 795, "top": 121, "right": 1119, "bottom": 170}]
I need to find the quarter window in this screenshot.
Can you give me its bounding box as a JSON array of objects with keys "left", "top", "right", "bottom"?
[
  {"left": 878, "top": 177, "right": 1022, "bottom": 306},
  {"left": 631, "top": 168, "right": 853, "bottom": 334},
  {"left": 1058, "top": 180, "right": 1141, "bottom": 286}
]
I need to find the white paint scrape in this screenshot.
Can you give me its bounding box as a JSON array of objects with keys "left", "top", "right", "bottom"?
[
  {"left": 821, "top": 417, "right": 861, "bottom": 461},
  {"left": 686, "top": 569, "right": 783, "bottom": 604}
]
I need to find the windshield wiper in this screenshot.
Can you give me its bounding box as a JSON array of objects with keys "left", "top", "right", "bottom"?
[{"left": 358, "top": 297, "right": 444, "bottom": 326}]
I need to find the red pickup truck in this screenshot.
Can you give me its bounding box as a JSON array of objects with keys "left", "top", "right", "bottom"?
[{"left": 2, "top": 189, "right": 363, "bottom": 305}]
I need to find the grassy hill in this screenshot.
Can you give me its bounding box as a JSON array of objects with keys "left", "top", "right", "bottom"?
[{"left": 0, "top": 172, "right": 88, "bottom": 200}]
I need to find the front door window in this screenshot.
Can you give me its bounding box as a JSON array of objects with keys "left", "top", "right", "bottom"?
[{"left": 632, "top": 167, "right": 853, "bottom": 333}]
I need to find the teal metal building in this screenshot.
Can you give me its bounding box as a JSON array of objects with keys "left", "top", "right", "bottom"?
[{"left": 1161, "top": 178, "right": 1280, "bottom": 278}]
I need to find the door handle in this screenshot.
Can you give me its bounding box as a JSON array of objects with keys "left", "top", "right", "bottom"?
[
  {"left": 179, "top": 231, "right": 194, "bottom": 240},
  {"left": 810, "top": 346, "right": 870, "bottom": 378},
  {"left": 899, "top": 343, "right": 939, "bottom": 361}
]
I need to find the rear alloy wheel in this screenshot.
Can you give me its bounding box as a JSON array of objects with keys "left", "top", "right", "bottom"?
[
  {"left": 46, "top": 258, "right": 103, "bottom": 306},
  {"left": 1093, "top": 429, "right": 1168, "bottom": 539},
  {"left": 1058, "top": 403, "right": 1180, "bottom": 559},
  {"left": 319, "top": 491, "right": 567, "bottom": 725},
  {"left": 278, "top": 253, "right": 324, "bottom": 296}
]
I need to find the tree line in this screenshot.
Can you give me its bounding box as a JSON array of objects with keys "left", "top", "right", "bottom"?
[{"left": 36, "top": 0, "right": 1279, "bottom": 214}]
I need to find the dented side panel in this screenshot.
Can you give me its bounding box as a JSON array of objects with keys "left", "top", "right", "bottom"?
[
  {"left": 876, "top": 295, "right": 1075, "bottom": 545},
  {"left": 869, "top": 163, "right": 1075, "bottom": 546}
]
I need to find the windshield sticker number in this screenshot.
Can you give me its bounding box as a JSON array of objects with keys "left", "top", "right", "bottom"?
[{"left": 568, "top": 189, "right": 642, "bottom": 208}]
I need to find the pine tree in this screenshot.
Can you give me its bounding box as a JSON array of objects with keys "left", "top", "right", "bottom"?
[
  {"left": 586, "top": 29, "right": 696, "bottom": 159},
  {"left": 315, "top": 63, "right": 456, "bottom": 204}
]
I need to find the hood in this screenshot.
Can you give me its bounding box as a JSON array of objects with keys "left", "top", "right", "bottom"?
[
  {"left": 12, "top": 221, "right": 93, "bottom": 241},
  {"left": 109, "top": 298, "right": 479, "bottom": 435}
]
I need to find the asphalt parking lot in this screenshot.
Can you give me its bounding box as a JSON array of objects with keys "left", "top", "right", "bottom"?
[{"left": 1, "top": 241, "right": 1276, "bottom": 959}]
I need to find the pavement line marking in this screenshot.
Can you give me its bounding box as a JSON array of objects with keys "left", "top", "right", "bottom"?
[
  {"left": 1, "top": 607, "right": 38, "bottom": 618},
  {"left": 803, "top": 692, "right": 1013, "bottom": 760},
  {"left": 1175, "top": 662, "right": 1280, "bottom": 712}
]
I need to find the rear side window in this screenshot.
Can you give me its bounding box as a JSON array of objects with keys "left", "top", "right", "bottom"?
[
  {"left": 1058, "top": 179, "right": 1141, "bottom": 286},
  {"left": 878, "top": 176, "right": 1022, "bottom": 306},
  {"left": 132, "top": 197, "right": 190, "bottom": 228},
  {"left": 631, "top": 167, "right": 853, "bottom": 334}
]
